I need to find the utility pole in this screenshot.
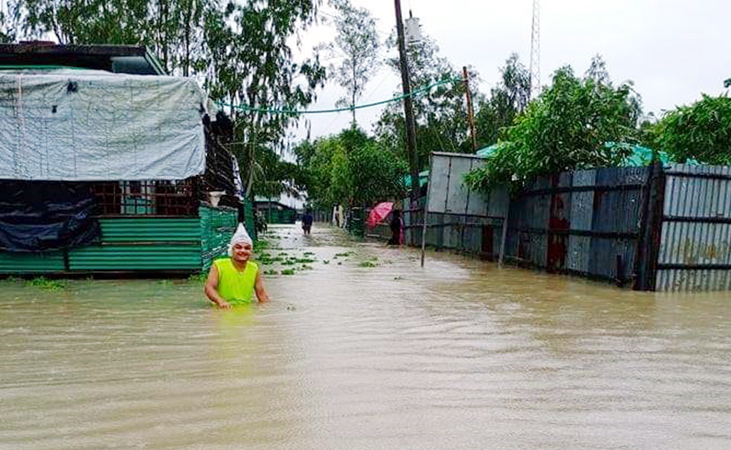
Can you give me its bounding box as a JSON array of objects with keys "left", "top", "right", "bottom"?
[
  {"left": 394, "top": 0, "right": 420, "bottom": 202},
  {"left": 463, "top": 66, "right": 477, "bottom": 152}
]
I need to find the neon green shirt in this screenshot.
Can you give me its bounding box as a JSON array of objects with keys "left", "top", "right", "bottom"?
[{"left": 213, "top": 258, "right": 259, "bottom": 305}]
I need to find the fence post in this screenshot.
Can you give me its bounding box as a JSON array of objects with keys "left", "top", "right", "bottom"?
[{"left": 634, "top": 162, "right": 665, "bottom": 291}]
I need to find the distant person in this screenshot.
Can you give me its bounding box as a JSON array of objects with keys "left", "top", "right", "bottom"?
[
  {"left": 388, "top": 209, "right": 403, "bottom": 245},
  {"left": 205, "top": 223, "right": 270, "bottom": 309},
  {"left": 302, "top": 209, "right": 314, "bottom": 235},
  {"left": 254, "top": 210, "right": 267, "bottom": 235}
]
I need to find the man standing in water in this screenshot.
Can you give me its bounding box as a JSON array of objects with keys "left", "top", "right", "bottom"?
[
  {"left": 388, "top": 209, "right": 403, "bottom": 245},
  {"left": 204, "top": 224, "right": 270, "bottom": 309},
  {"left": 302, "top": 208, "right": 314, "bottom": 236}
]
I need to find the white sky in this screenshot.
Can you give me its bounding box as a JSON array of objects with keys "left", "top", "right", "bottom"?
[{"left": 288, "top": 0, "right": 731, "bottom": 145}]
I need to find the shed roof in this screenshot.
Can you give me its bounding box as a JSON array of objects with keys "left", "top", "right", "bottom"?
[{"left": 0, "top": 43, "right": 166, "bottom": 75}]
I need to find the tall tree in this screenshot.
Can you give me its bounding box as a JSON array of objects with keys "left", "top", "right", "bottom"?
[
  {"left": 202, "top": 1, "right": 326, "bottom": 196},
  {"left": 474, "top": 53, "right": 531, "bottom": 147},
  {"left": 466, "top": 56, "right": 643, "bottom": 192},
  {"left": 9, "top": 0, "right": 150, "bottom": 47},
  {"left": 10, "top": 0, "right": 328, "bottom": 199},
  {"left": 652, "top": 94, "right": 731, "bottom": 164},
  {"left": 295, "top": 128, "right": 406, "bottom": 209},
  {"left": 0, "top": 8, "right": 14, "bottom": 43},
  {"left": 324, "top": 0, "right": 381, "bottom": 124},
  {"left": 375, "top": 33, "right": 472, "bottom": 168}
]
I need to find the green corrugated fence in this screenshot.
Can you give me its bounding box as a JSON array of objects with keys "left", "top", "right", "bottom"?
[{"left": 0, "top": 201, "right": 256, "bottom": 275}]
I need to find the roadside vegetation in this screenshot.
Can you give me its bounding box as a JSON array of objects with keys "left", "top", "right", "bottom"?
[{"left": 4, "top": 1, "right": 729, "bottom": 208}]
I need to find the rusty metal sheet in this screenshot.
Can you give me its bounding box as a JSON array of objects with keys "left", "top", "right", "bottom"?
[
  {"left": 657, "top": 269, "right": 731, "bottom": 292},
  {"left": 659, "top": 222, "right": 731, "bottom": 266}
]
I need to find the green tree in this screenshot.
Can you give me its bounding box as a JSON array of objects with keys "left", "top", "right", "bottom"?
[
  {"left": 205, "top": 1, "right": 326, "bottom": 197},
  {"left": 474, "top": 53, "right": 531, "bottom": 147},
  {"left": 10, "top": 0, "right": 150, "bottom": 46},
  {"left": 375, "top": 33, "right": 472, "bottom": 168},
  {"left": 652, "top": 94, "right": 731, "bottom": 164},
  {"left": 466, "top": 57, "right": 643, "bottom": 192},
  {"left": 0, "top": 6, "right": 14, "bottom": 42},
  {"left": 324, "top": 0, "right": 381, "bottom": 125},
  {"left": 295, "top": 128, "right": 406, "bottom": 209},
  {"left": 9, "top": 0, "right": 327, "bottom": 199}
]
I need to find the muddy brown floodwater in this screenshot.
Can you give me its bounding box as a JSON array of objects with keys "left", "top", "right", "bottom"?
[{"left": 1, "top": 224, "right": 730, "bottom": 449}]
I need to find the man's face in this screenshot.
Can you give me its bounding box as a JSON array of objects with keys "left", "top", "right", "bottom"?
[{"left": 232, "top": 242, "right": 252, "bottom": 262}]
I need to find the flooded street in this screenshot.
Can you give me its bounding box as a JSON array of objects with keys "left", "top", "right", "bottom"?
[{"left": 2, "top": 223, "right": 731, "bottom": 449}]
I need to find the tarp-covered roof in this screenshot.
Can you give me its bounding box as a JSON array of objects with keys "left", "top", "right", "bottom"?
[{"left": 0, "top": 69, "right": 209, "bottom": 181}]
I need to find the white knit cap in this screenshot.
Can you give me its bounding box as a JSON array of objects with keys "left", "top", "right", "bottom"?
[{"left": 227, "top": 223, "right": 252, "bottom": 256}]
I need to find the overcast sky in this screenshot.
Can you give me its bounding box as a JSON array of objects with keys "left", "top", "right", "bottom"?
[{"left": 289, "top": 0, "right": 730, "bottom": 145}]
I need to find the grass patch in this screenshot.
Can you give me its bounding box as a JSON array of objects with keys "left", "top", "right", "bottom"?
[
  {"left": 264, "top": 269, "right": 279, "bottom": 275},
  {"left": 293, "top": 257, "right": 316, "bottom": 264},
  {"left": 281, "top": 269, "right": 296, "bottom": 275},
  {"left": 25, "top": 277, "right": 67, "bottom": 290},
  {"left": 358, "top": 261, "right": 378, "bottom": 268},
  {"left": 253, "top": 238, "right": 271, "bottom": 252},
  {"left": 300, "top": 264, "right": 314, "bottom": 270},
  {"left": 188, "top": 272, "right": 208, "bottom": 282},
  {"left": 322, "top": 260, "right": 330, "bottom": 265}
]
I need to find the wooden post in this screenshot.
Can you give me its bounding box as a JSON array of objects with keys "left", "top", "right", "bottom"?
[
  {"left": 421, "top": 155, "right": 432, "bottom": 267},
  {"left": 634, "top": 162, "right": 665, "bottom": 291},
  {"left": 499, "top": 201, "right": 510, "bottom": 267}
]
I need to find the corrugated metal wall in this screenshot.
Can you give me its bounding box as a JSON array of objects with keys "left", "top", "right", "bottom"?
[
  {"left": 401, "top": 155, "right": 653, "bottom": 286},
  {"left": 69, "top": 217, "right": 202, "bottom": 271},
  {"left": 504, "top": 167, "right": 650, "bottom": 284},
  {"left": 0, "top": 251, "right": 65, "bottom": 274},
  {"left": 0, "top": 202, "right": 248, "bottom": 275},
  {"left": 257, "top": 204, "right": 297, "bottom": 224},
  {"left": 200, "top": 205, "right": 239, "bottom": 271},
  {"left": 657, "top": 164, "right": 731, "bottom": 291},
  {"left": 397, "top": 153, "right": 509, "bottom": 258}
]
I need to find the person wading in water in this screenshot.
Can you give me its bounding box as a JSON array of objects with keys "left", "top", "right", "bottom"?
[{"left": 204, "top": 224, "right": 270, "bottom": 308}]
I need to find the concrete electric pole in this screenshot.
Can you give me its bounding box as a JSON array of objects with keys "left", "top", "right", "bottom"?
[{"left": 394, "top": 0, "right": 420, "bottom": 202}]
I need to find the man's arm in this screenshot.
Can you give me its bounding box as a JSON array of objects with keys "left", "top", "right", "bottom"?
[
  {"left": 254, "top": 270, "right": 270, "bottom": 303},
  {"left": 204, "top": 264, "right": 232, "bottom": 309}
]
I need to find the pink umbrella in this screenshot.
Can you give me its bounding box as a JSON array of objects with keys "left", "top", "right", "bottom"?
[{"left": 366, "top": 202, "right": 394, "bottom": 229}]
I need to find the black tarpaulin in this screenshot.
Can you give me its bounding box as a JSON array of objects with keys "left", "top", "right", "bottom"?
[{"left": 0, "top": 181, "right": 101, "bottom": 253}]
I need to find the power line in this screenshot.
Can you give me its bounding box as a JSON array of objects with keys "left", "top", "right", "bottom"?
[{"left": 216, "top": 77, "right": 462, "bottom": 115}]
